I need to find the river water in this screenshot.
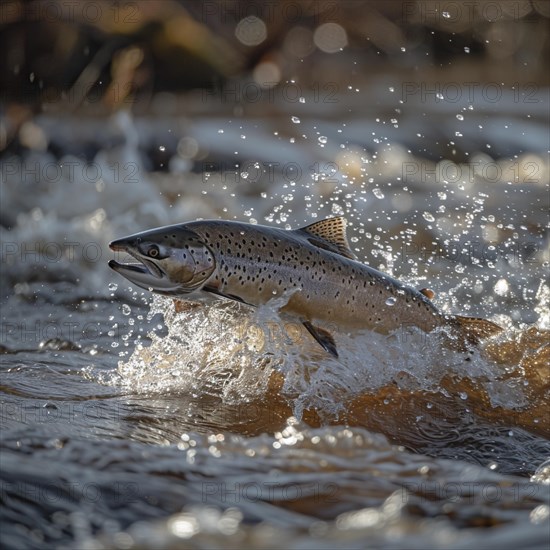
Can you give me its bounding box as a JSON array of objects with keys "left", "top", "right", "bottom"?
[{"left": 1, "top": 82, "right": 549, "bottom": 548}]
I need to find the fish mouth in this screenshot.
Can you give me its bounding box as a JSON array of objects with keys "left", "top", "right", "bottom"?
[
  {"left": 108, "top": 241, "right": 179, "bottom": 294},
  {"left": 108, "top": 258, "right": 162, "bottom": 279}
]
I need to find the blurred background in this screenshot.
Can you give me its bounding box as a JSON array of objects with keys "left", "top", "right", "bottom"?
[{"left": 1, "top": 0, "right": 549, "bottom": 152}]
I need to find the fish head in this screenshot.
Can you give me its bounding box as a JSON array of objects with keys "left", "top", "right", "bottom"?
[{"left": 108, "top": 225, "right": 216, "bottom": 296}]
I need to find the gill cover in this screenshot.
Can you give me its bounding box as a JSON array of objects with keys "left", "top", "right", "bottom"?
[{"left": 109, "top": 225, "right": 216, "bottom": 296}]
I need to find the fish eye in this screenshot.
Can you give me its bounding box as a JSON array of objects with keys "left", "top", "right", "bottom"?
[{"left": 147, "top": 245, "right": 160, "bottom": 258}]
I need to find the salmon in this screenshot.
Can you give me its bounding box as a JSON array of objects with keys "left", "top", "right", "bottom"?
[{"left": 109, "top": 217, "right": 502, "bottom": 356}]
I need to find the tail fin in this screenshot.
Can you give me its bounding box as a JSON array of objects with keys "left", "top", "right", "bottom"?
[{"left": 453, "top": 315, "right": 503, "bottom": 345}]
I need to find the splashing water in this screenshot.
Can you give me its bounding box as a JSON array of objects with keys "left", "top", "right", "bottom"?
[{"left": 113, "top": 289, "right": 540, "bottom": 432}]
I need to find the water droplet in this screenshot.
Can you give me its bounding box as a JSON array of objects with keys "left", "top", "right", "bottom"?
[
  {"left": 464, "top": 46, "right": 470, "bottom": 53},
  {"left": 318, "top": 136, "right": 327, "bottom": 144},
  {"left": 108, "top": 283, "right": 118, "bottom": 291},
  {"left": 331, "top": 203, "right": 344, "bottom": 215},
  {"left": 373, "top": 188, "right": 384, "bottom": 199},
  {"left": 159, "top": 145, "right": 166, "bottom": 152},
  {"left": 456, "top": 114, "right": 464, "bottom": 121},
  {"left": 422, "top": 212, "right": 435, "bottom": 222},
  {"left": 217, "top": 129, "right": 224, "bottom": 134},
  {"left": 291, "top": 116, "right": 301, "bottom": 124},
  {"left": 299, "top": 97, "right": 305, "bottom": 103},
  {"left": 459, "top": 392, "right": 468, "bottom": 400},
  {"left": 442, "top": 11, "right": 451, "bottom": 18},
  {"left": 385, "top": 297, "right": 397, "bottom": 306},
  {"left": 122, "top": 304, "right": 131, "bottom": 315},
  {"left": 494, "top": 278, "right": 509, "bottom": 296}
]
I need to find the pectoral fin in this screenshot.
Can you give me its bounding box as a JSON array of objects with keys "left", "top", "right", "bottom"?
[
  {"left": 203, "top": 285, "right": 251, "bottom": 305},
  {"left": 453, "top": 315, "right": 503, "bottom": 344},
  {"left": 302, "top": 321, "right": 339, "bottom": 358}
]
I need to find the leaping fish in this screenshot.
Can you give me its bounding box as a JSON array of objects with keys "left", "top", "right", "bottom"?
[{"left": 108, "top": 217, "right": 502, "bottom": 357}]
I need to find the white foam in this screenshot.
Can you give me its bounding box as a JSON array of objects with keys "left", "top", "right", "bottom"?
[{"left": 115, "top": 293, "right": 527, "bottom": 419}]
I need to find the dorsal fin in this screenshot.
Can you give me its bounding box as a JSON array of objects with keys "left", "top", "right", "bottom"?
[{"left": 299, "top": 217, "right": 356, "bottom": 260}]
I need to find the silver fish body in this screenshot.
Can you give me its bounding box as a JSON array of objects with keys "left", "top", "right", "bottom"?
[
  {"left": 109, "top": 217, "right": 501, "bottom": 355},
  {"left": 184, "top": 220, "right": 442, "bottom": 335}
]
